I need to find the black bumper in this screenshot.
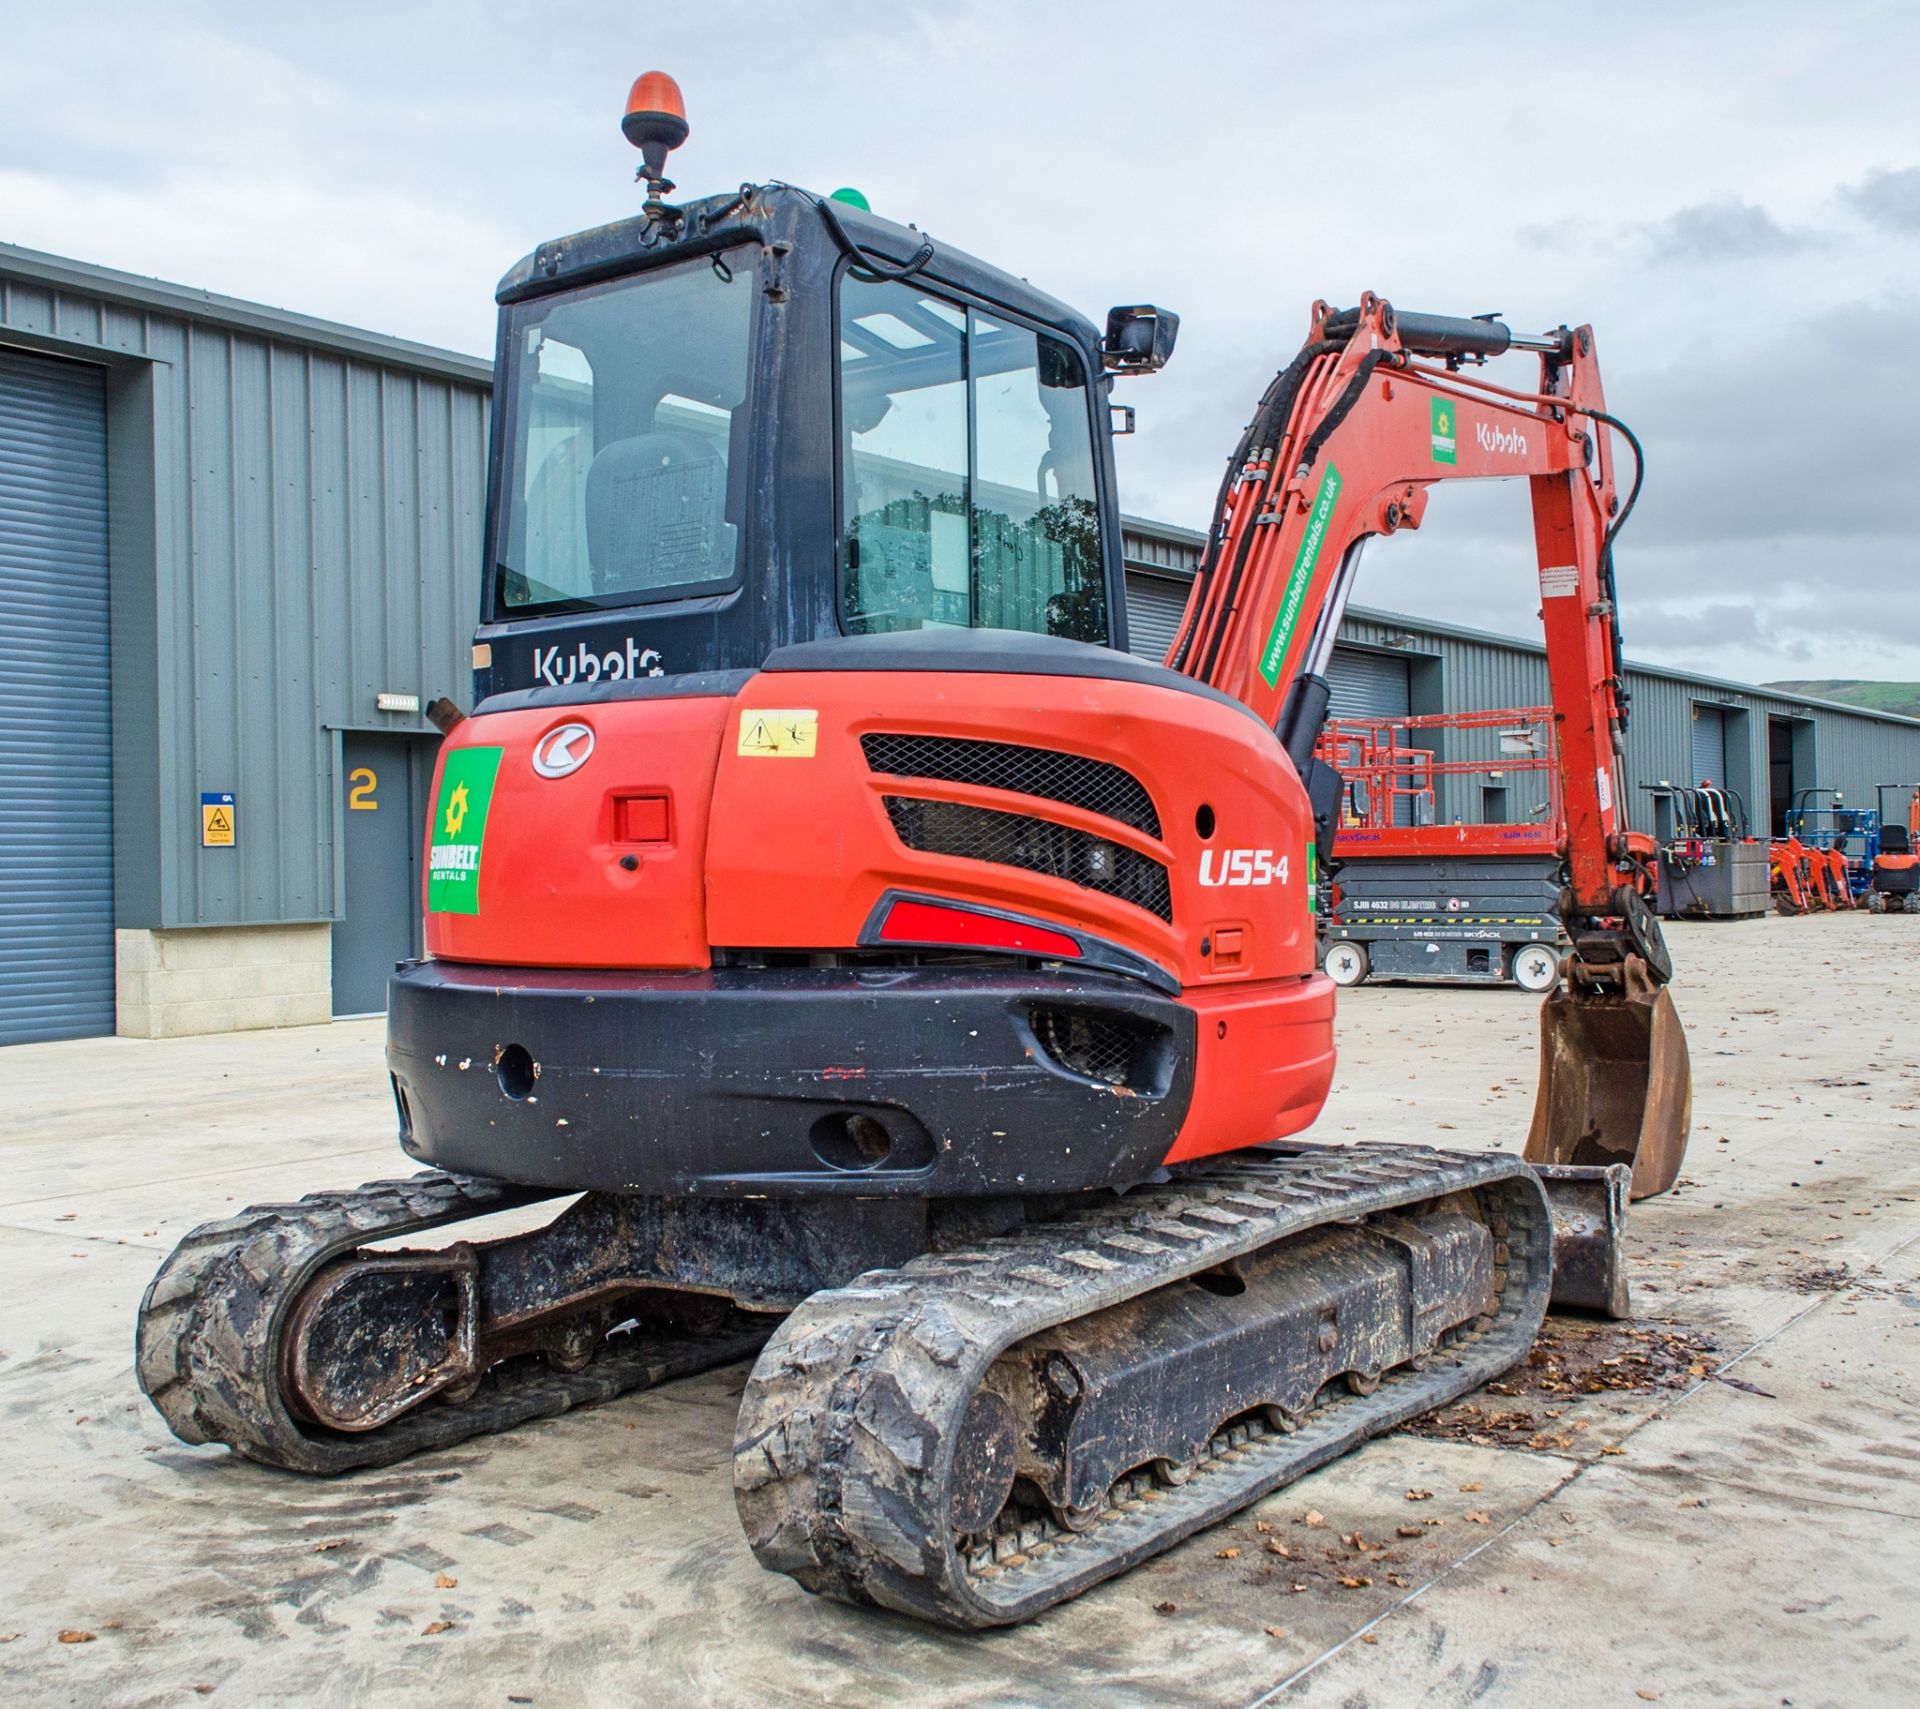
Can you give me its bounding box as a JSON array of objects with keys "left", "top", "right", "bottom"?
[{"left": 387, "top": 960, "right": 1195, "bottom": 1198}]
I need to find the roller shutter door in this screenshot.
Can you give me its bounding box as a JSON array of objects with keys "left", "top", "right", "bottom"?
[
  {"left": 1122, "top": 570, "right": 1189, "bottom": 663},
  {"left": 0, "top": 349, "right": 114, "bottom": 1044},
  {"left": 1325, "top": 646, "right": 1411, "bottom": 718},
  {"left": 1691, "top": 704, "right": 1728, "bottom": 787}
]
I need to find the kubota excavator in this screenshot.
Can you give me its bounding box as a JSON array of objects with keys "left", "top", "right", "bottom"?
[{"left": 136, "top": 76, "right": 1690, "bottom": 1629}]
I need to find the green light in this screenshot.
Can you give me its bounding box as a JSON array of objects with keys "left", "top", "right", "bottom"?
[{"left": 829, "top": 187, "right": 871, "bottom": 211}]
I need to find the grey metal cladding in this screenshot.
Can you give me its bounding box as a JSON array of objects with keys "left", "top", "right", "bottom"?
[
  {"left": 0, "top": 348, "right": 114, "bottom": 1041},
  {"left": 0, "top": 256, "right": 491, "bottom": 929}
]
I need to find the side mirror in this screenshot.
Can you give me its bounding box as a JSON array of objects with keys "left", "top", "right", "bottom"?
[{"left": 1103, "top": 304, "right": 1179, "bottom": 374}]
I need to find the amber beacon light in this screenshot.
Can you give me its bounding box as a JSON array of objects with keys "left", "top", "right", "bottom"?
[{"left": 622, "top": 71, "right": 689, "bottom": 204}]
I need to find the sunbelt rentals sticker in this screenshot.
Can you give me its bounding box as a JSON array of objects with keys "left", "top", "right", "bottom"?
[
  {"left": 428, "top": 746, "right": 503, "bottom": 914},
  {"left": 1430, "top": 395, "right": 1457, "bottom": 464}
]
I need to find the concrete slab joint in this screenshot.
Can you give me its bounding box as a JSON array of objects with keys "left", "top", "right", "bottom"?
[{"left": 114, "top": 924, "right": 333, "bottom": 1037}]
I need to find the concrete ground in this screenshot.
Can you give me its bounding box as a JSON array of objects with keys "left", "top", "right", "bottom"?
[{"left": 2, "top": 912, "right": 1916, "bottom": 1708}]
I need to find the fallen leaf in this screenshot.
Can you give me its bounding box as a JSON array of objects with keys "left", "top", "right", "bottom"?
[
  {"left": 1678, "top": 1496, "right": 1704, "bottom": 1509},
  {"left": 1458, "top": 1482, "right": 1483, "bottom": 1493},
  {"left": 1152, "top": 1601, "right": 1177, "bottom": 1615},
  {"left": 421, "top": 1620, "right": 455, "bottom": 1636},
  {"left": 0, "top": 1633, "right": 19, "bottom": 1643},
  {"left": 434, "top": 1574, "right": 458, "bottom": 1589},
  {"left": 312, "top": 1539, "right": 351, "bottom": 1553},
  {"left": 1303, "top": 1509, "right": 1327, "bottom": 1527},
  {"left": 1404, "top": 1488, "right": 1433, "bottom": 1502},
  {"left": 1601, "top": 1446, "right": 1626, "bottom": 1457},
  {"left": 1362, "top": 1633, "right": 1379, "bottom": 1645},
  {"left": 1339, "top": 1575, "right": 1373, "bottom": 1588},
  {"left": 1216, "top": 1547, "right": 1241, "bottom": 1560},
  {"left": 1464, "top": 1511, "right": 1491, "bottom": 1525},
  {"left": 57, "top": 1630, "right": 96, "bottom": 1645},
  {"left": 1636, "top": 1693, "right": 1661, "bottom": 1702},
  {"left": 1254, "top": 1520, "right": 1274, "bottom": 1534},
  {"left": 1396, "top": 1525, "right": 1425, "bottom": 1539},
  {"left": 1264, "top": 1538, "right": 1292, "bottom": 1557}
]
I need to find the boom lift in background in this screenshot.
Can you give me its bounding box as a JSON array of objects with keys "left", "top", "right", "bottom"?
[
  {"left": 136, "top": 76, "right": 1687, "bottom": 1628},
  {"left": 1314, "top": 707, "right": 1570, "bottom": 990},
  {"left": 1785, "top": 789, "right": 1874, "bottom": 909}
]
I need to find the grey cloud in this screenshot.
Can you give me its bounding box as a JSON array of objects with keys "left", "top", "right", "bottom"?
[
  {"left": 1842, "top": 165, "right": 1920, "bottom": 233},
  {"left": 1640, "top": 197, "right": 1816, "bottom": 264}
]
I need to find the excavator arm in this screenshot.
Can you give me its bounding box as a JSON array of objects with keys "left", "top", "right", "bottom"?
[{"left": 1168, "top": 294, "right": 1691, "bottom": 1198}]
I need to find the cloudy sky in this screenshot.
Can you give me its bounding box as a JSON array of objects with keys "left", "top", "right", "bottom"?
[{"left": 3, "top": 1, "right": 1913, "bottom": 683}]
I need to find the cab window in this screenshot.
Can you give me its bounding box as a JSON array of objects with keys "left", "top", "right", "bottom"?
[{"left": 839, "top": 276, "right": 1106, "bottom": 641}]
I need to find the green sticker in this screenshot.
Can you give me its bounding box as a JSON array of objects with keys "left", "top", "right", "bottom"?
[
  {"left": 1430, "top": 394, "right": 1457, "bottom": 464},
  {"left": 427, "top": 746, "right": 503, "bottom": 915},
  {"left": 1259, "top": 463, "right": 1343, "bottom": 687},
  {"left": 1307, "top": 840, "right": 1318, "bottom": 913}
]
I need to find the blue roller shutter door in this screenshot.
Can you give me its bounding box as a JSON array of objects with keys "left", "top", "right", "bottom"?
[{"left": 0, "top": 349, "right": 114, "bottom": 1044}]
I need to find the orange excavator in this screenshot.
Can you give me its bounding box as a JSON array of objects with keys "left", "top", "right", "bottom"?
[{"left": 137, "top": 76, "right": 1689, "bottom": 1628}]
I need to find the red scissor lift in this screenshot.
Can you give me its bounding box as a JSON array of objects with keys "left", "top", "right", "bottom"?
[{"left": 1315, "top": 707, "right": 1570, "bottom": 989}]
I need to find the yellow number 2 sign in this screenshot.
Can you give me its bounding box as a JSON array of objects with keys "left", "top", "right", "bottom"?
[{"left": 348, "top": 767, "right": 378, "bottom": 810}]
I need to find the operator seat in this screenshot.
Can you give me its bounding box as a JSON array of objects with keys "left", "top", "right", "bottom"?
[{"left": 584, "top": 429, "right": 727, "bottom": 594}]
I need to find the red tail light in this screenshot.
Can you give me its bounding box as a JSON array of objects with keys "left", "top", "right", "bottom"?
[{"left": 878, "top": 899, "right": 1081, "bottom": 959}]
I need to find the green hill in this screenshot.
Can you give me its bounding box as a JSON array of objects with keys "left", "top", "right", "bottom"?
[{"left": 1764, "top": 680, "right": 1920, "bottom": 719}]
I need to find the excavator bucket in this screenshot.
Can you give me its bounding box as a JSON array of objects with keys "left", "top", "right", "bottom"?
[{"left": 1525, "top": 956, "right": 1691, "bottom": 1200}]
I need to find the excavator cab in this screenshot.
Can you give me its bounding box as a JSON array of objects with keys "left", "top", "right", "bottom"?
[{"left": 475, "top": 187, "right": 1139, "bottom": 699}]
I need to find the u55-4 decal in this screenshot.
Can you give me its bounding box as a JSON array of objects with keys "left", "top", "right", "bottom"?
[{"left": 1198, "top": 848, "right": 1290, "bottom": 888}]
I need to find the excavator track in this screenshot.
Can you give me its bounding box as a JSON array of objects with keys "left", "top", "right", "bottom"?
[
  {"left": 137, "top": 1170, "right": 771, "bottom": 1474},
  {"left": 734, "top": 1142, "right": 1552, "bottom": 1628}
]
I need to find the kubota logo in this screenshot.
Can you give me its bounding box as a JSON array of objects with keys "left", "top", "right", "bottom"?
[
  {"left": 1198, "top": 848, "right": 1289, "bottom": 887},
  {"left": 532, "top": 723, "right": 595, "bottom": 779},
  {"left": 1475, "top": 421, "right": 1529, "bottom": 457}
]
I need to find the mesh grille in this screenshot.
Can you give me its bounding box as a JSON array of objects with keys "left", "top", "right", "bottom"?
[
  {"left": 1031, "top": 1009, "right": 1143, "bottom": 1087},
  {"left": 862, "top": 734, "right": 1161, "bottom": 837},
  {"left": 882, "top": 797, "right": 1173, "bottom": 922}
]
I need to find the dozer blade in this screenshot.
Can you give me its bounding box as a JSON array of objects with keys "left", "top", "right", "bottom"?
[{"left": 1524, "top": 955, "right": 1691, "bottom": 1201}]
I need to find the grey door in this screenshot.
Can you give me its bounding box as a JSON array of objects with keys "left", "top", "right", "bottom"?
[
  {"left": 0, "top": 350, "right": 113, "bottom": 1044},
  {"left": 1327, "top": 646, "right": 1417, "bottom": 824},
  {"left": 1326, "top": 646, "right": 1412, "bottom": 718},
  {"left": 333, "top": 734, "right": 428, "bottom": 1016},
  {"left": 1122, "top": 570, "right": 1190, "bottom": 663},
  {"left": 1691, "top": 704, "right": 1728, "bottom": 787}
]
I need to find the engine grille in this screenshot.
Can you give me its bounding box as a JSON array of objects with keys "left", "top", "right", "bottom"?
[
  {"left": 862, "top": 734, "right": 1161, "bottom": 838},
  {"left": 882, "top": 796, "right": 1174, "bottom": 922}
]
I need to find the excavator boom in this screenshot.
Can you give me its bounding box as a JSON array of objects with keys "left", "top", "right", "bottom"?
[{"left": 1168, "top": 294, "right": 1690, "bottom": 1196}]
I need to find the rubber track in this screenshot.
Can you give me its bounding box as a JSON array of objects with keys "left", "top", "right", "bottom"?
[
  {"left": 733, "top": 1143, "right": 1552, "bottom": 1628},
  {"left": 137, "top": 1170, "right": 770, "bottom": 1474}
]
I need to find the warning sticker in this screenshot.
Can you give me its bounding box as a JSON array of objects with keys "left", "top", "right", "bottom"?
[
  {"left": 427, "top": 746, "right": 503, "bottom": 915},
  {"left": 737, "top": 710, "right": 819, "bottom": 758},
  {"left": 201, "top": 792, "right": 235, "bottom": 847},
  {"left": 1539, "top": 563, "right": 1580, "bottom": 599}
]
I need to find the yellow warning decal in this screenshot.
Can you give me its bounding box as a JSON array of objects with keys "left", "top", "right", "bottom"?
[
  {"left": 737, "top": 710, "right": 819, "bottom": 758},
  {"left": 201, "top": 792, "right": 235, "bottom": 847}
]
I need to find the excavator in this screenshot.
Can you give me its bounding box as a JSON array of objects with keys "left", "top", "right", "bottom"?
[{"left": 137, "top": 76, "right": 1690, "bottom": 1629}]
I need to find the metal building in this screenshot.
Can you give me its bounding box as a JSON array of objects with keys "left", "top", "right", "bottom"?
[
  {"left": 0, "top": 243, "right": 489, "bottom": 1043},
  {"left": 5, "top": 242, "right": 1917, "bottom": 1045},
  {"left": 1119, "top": 517, "right": 1920, "bottom": 841}
]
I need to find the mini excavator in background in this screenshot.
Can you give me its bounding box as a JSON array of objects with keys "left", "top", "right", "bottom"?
[{"left": 138, "top": 75, "right": 1691, "bottom": 1629}]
